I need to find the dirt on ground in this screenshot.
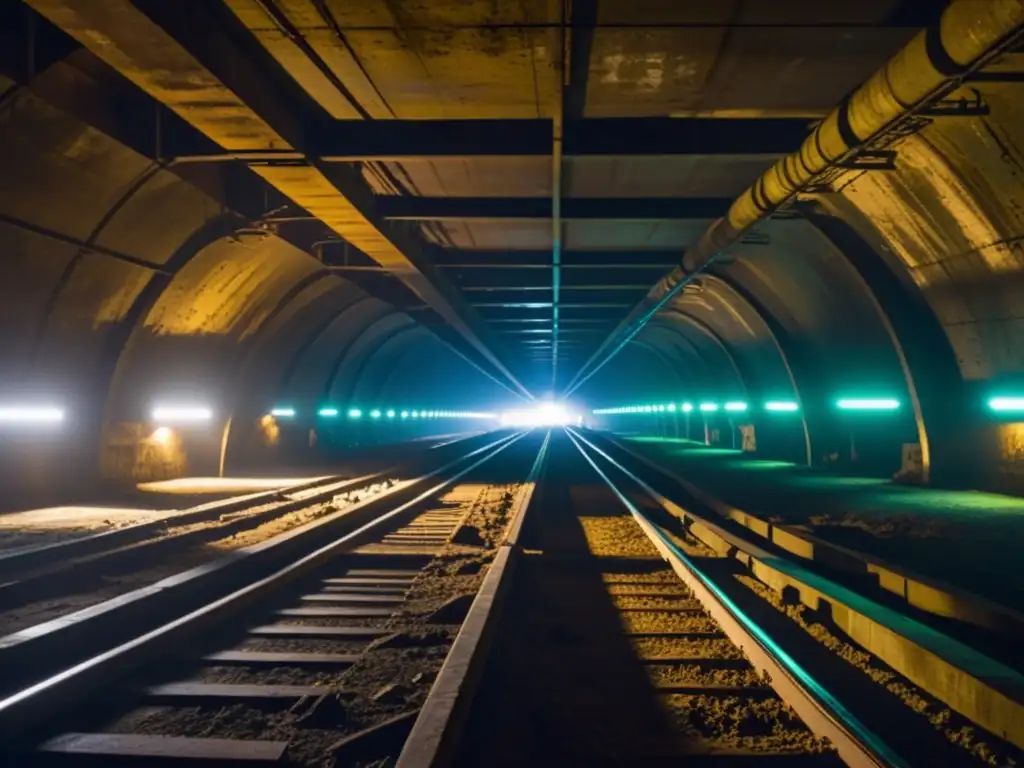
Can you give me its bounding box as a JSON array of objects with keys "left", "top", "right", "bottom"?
[
  {"left": 735, "top": 573, "right": 1024, "bottom": 767},
  {"left": 0, "top": 480, "right": 398, "bottom": 637}
]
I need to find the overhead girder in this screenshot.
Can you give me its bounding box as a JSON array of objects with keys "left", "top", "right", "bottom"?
[
  {"left": 161, "top": 117, "right": 811, "bottom": 161},
  {"left": 25, "top": 0, "right": 531, "bottom": 399},
  {"left": 375, "top": 197, "right": 730, "bottom": 222}
]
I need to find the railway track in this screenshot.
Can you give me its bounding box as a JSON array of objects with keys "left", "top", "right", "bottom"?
[
  {"left": 0, "top": 433, "right": 480, "bottom": 612},
  {"left": 401, "top": 430, "right": 1024, "bottom": 768},
  {"left": 446, "top": 431, "right": 848, "bottom": 767},
  {"left": 0, "top": 433, "right": 499, "bottom": 664},
  {"left": 7, "top": 429, "right": 1022, "bottom": 766},
  {"left": 569, "top": 430, "right": 1024, "bottom": 764},
  {"left": 0, "top": 429, "right": 543, "bottom": 766}
]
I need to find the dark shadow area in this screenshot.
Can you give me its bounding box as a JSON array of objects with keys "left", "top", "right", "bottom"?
[{"left": 455, "top": 432, "right": 692, "bottom": 766}]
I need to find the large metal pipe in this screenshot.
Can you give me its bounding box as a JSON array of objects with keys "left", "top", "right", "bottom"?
[{"left": 564, "top": 0, "right": 1024, "bottom": 395}]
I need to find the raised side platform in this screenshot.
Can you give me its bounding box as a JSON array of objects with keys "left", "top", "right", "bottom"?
[{"left": 620, "top": 437, "right": 1024, "bottom": 614}]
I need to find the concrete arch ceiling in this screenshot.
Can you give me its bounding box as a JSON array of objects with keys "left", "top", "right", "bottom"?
[
  {"left": 349, "top": 326, "right": 433, "bottom": 405},
  {"left": 222, "top": 275, "right": 360, "bottom": 422},
  {"left": 645, "top": 320, "right": 741, "bottom": 398},
  {"left": 581, "top": 335, "right": 707, "bottom": 406},
  {"left": 326, "top": 314, "right": 419, "bottom": 405},
  {"left": 283, "top": 298, "right": 405, "bottom": 407},
  {"left": 635, "top": 327, "right": 717, "bottom": 398},
  {"left": 105, "top": 232, "right": 328, "bottom": 421},
  {"left": 661, "top": 275, "right": 796, "bottom": 402},
  {"left": 0, "top": 81, "right": 228, "bottom": 405},
  {"left": 710, "top": 220, "right": 913, "bottom": 401},
  {"left": 814, "top": 90, "right": 1024, "bottom": 385}
]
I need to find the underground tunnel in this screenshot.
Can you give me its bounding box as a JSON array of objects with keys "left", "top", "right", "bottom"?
[{"left": 1, "top": 1, "right": 1024, "bottom": 766}]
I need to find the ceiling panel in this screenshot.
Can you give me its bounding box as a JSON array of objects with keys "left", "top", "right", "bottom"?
[
  {"left": 700, "top": 27, "right": 918, "bottom": 113},
  {"left": 342, "top": 26, "right": 560, "bottom": 118},
  {"left": 585, "top": 28, "right": 728, "bottom": 117}
]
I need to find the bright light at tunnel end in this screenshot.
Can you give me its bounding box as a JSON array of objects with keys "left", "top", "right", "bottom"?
[
  {"left": 500, "top": 401, "right": 579, "bottom": 428},
  {"left": 989, "top": 397, "right": 1024, "bottom": 413}
]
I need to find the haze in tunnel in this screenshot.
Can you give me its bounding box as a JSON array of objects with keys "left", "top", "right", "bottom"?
[{"left": 0, "top": 0, "right": 1022, "bottom": 505}]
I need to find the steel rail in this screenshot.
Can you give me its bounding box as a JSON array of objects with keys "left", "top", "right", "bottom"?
[
  {"left": 565, "top": 428, "right": 904, "bottom": 768},
  {"left": 396, "top": 430, "right": 551, "bottom": 768},
  {"left": 0, "top": 429, "right": 530, "bottom": 742},
  {"left": 0, "top": 431, "right": 522, "bottom": 703},
  {"left": 571, "top": 431, "right": 1024, "bottom": 753}
]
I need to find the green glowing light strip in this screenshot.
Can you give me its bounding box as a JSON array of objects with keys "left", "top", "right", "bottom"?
[
  {"left": 836, "top": 398, "right": 899, "bottom": 410},
  {"left": 989, "top": 397, "right": 1024, "bottom": 412},
  {"left": 566, "top": 429, "right": 906, "bottom": 768}
]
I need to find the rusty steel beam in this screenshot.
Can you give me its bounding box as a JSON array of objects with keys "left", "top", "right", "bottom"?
[
  {"left": 376, "top": 197, "right": 730, "bottom": 221},
  {"left": 158, "top": 117, "right": 810, "bottom": 161}
]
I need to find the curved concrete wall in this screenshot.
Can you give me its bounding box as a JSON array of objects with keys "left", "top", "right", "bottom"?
[
  {"left": 0, "top": 62, "right": 503, "bottom": 500},
  {"left": 583, "top": 85, "right": 1024, "bottom": 490}
]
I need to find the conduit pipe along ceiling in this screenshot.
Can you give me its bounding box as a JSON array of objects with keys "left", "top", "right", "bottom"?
[{"left": 562, "top": 0, "right": 1024, "bottom": 397}]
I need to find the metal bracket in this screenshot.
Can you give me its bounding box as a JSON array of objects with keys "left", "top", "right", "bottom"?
[
  {"left": 917, "top": 88, "right": 990, "bottom": 117},
  {"left": 739, "top": 230, "right": 771, "bottom": 245},
  {"left": 768, "top": 207, "right": 805, "bottom": 220},
  {"left": 837, "top": 149, "right": 898, "bottom": 171}
]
